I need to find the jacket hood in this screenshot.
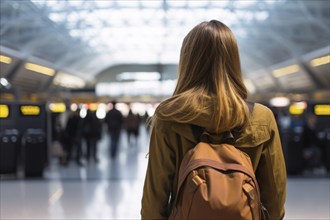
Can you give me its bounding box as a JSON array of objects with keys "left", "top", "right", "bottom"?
[
  {"left": 155, "top": 95, "right": 218, "bottom": 131},
  {"left": 154, "top": 95, "right": 226, "bottom": 143},
  {"left": 154, "top": 95, "right": 259, "bottom": 144}
]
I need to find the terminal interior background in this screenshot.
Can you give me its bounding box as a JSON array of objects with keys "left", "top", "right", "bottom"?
[{"left": 0, "top": 0, "right": 329, "bottom": 219}]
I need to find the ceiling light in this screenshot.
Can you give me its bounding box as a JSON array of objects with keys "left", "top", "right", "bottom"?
[
  {"left": 70, "top": 103, "right": 78, "bottom": 112},
  {"left": 269, "top": 97, "right": 290, "bottom": 107},
  {"left": 310, "top": 55, "right": 330, "bottom": 67},
  {"left": 272, "top": 64, "right": 300, "bottom": 78},
  {"left": 80, "top": 107, "right": 87, "bottom": 119},
  {"left": 255, "top": 11, "right": 269, "bottom": 21},
  {"left": 234, "top": 0, "right": 258, "bottom": 8},
  {"left": 187, "top": 1, "right": 208, "bottom": 8},
  {"left": 25, "top": 62, "right": 55, "bottom": 76},
  {"left": 0, "top": 55, "right": 12, "bottom": 64},
  {"left": 117, "top": 72, "right": 161, "bottom": 81},
  {"left": 88, "top": 103, "right": 98, "bottom": 111},
  {"left": 96, "top": 80, "right": 175, "bottom": 97},
  {"left": 116, "top": 0, "right": 139, "bottom": 7},
  {"left": 167, "top": 1, "right": 187, "bottom": 7},
  {"left": 141, "top": 0, "right": 162, "bottom": 8},
  {"left": 0, "top": 77, "right": 11, "bottom": 89},
  {"left": 49, "top": 103, "right": 66, "bottom": 113},
  {"left": 0, "top": 78, "right": 10, "bottom": 87},
  {"left": 96, "top": 108, "right": 106, "bottom": 119},
  {"left": 53, "top": 71, "right": 85, "bottom": 88},
  {"left": 210, "top": 1, "right": 229, "bottom": 7}
]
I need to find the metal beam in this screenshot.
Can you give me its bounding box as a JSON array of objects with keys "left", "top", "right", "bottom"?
[
  {"left": 299, "top": 61, "right": 327, "bottom": 89},
  {"left": 5, "top": 59, "right": 24, "bottom": 81},
  {"left": 41, "top": 70, "right": 58, "bottom": 92}
]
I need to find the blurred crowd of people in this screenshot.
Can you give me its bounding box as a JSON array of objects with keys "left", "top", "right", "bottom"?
[
  {"left": 50, "top": 101, "right": 329, "bottom": 175},
  {"left": 270, "top": 107, "right": 330, "bottom": 175},
  {"left": 52, "top": 102, "right": 149, "bottom": 166}
]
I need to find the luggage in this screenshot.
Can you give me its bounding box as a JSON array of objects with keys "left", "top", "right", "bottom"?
[
  {"left": 169, "top": 101, "right": 269, "bottom": 220},
  {"left": 22, "top": 128, "right": 46, "bottom": 177},
  {"left": 169, "top": 129, "right": 268, "bottom": 220},
  {"left": 319, "top": 128, "right": 330, "bottom": 171},
  {"left": 0, "top": 129, "right": 19, "bottom": 174},
  {"left": 286, "top": 126, "right": 304, "bottom": 175}
]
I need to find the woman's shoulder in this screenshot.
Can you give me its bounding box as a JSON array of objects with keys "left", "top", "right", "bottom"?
[
  {"left": 237, "top": 103, "right": 275, "bottom": 147},
  {"left": 250, "top": 103, "right": 276, "bottom": 125},
  {"left": 153, "top": 96, "right": 184, "bottom": 121},
  {"left": 151, "top": 114, "right": 175, "bottom": 130}
]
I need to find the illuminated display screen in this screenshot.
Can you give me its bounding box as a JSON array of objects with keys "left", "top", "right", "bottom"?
[
  {"left": 20, "top": 105, "right": 41, "bottom": 116},
  {"left": 49, "top": 103, "right": 66, "bottom": 113},
  {"left": 289, "top": 102, "right": 306, "bottom": 115},
  {"left": 314, "top": 104, "right": 330, "bottom": 116},
  {"left": 0, "top": 104, "right": 10, "bottom": 118}
]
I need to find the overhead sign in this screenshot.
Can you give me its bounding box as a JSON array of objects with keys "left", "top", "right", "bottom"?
[
  {"left": 49, "top": 103, "right": 66, "bottom": 113},
  {"left": 314, "top": 104, "right": 330, "bottom": 116},
  {"left": 20, "top": 105, "right": 41, "bottom": 116},
  {"left": 289, "top": 102, "right": 306, "bottom": 115},
  {"left": 0, "top": 104, "right": 9, "bottom": 118}
]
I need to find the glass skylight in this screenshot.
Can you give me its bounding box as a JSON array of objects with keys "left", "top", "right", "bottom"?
[{"left": 31, "top": 0, "right": 276, "bottom": 68}]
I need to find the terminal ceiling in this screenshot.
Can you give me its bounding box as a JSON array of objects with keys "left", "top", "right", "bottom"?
[{"left": 0, "top": 0, "right": 329, "bottom": 98}]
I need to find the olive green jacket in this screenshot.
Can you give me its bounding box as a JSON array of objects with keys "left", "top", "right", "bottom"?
[{"left": 141, "top": 102, "right": 286, "bottom": 220}]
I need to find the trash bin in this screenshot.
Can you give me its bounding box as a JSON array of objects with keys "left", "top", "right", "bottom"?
[
  {"left": 286, "top": 127, "right": 304, "bottom": 175},
  {"left": 326, "top": 130, "right": 330, "bottom": 172},
  {"left": 23, "top": 128, "right": 46, "bottom": 177},
  {"left": 0, "top": 129, "right": 19, "bottom": 174},
  {"left": 319, "top": 128, "right": 330, "bottom": 171}
]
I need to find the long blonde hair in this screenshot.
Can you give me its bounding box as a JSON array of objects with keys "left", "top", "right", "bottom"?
[{"left": 157, "top": 20, "right": 249, "bottom": 133}]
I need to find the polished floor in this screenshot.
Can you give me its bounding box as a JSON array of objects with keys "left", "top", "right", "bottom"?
[{"left": 1, "top": 126, "right": 330, "bottom": 220}]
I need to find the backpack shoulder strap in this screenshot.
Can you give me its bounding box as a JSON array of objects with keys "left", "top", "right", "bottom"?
[
  {"left": 191, "top": 124, "right": 203, "bottom": 142},
  {"left": 191, "top": 125, "right": 234, "bottom": 145}
]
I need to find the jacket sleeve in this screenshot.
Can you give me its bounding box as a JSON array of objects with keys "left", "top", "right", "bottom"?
[
  {"left": 141, "top": 119, "right": 175, "bottom": 219},
  {"left": 256, "top": 112, "right": 287, "bottom": 220}
]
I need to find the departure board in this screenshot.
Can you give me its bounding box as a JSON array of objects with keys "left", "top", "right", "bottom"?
[
  {"left": 0, "top": 104, "right": 10, "bottom": 118},
  {"left": 314, "top": 104, "right": 330, "bottom": 116},
  {"left": 19, "top": 105, "right": 41, "bottom": 116}
]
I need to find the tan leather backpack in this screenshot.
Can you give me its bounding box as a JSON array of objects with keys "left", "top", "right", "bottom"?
[{"left": 169, "top": 130, "right": 269, "bottom": 220}]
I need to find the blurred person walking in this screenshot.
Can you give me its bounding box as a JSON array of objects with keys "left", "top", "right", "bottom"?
[
  {"left": 63, "top": 110, "right": 83, "bottom": 165},
  {"left": 105, "top": 101, "right": 123, "bottom": 158},
  {"left": 142, "top": 111, "right": 151, "bottom": 133},
  {"left": 82, "top": 110, "right": 102, "bottom": 163},
  {"left": 125, "top": 108, "right": 141, "bottom": 146},
  {"left": 141, "top": 20, "right": 286, "bottom": 220},
  {"left": 302, "top": 114, "right": 326, "bottom": 174}
]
